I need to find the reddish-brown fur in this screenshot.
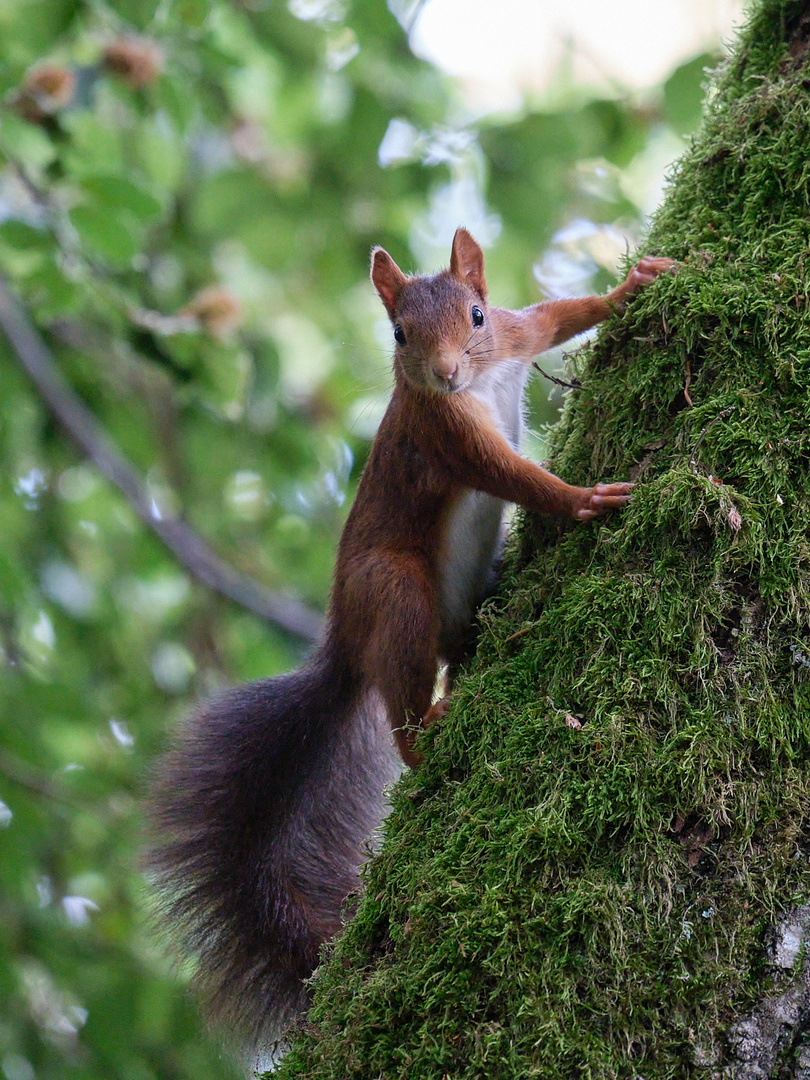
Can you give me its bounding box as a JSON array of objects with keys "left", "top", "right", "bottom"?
[{"left": 346, "top": 229, "right": 672, "bottom": 763}]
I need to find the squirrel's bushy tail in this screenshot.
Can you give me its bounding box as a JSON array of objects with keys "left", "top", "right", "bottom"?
[{"left": 146, "top": 649, "right": 400, "bottom": 1051}]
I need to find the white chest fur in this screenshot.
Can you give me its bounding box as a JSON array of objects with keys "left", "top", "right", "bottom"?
[{"left": 437, "top": 358, "right": 531, "bottom": 651}]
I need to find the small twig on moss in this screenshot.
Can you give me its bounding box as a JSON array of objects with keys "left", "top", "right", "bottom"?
[
  {"left": 532, "top": 361, "right": 581, "bottom": 390},
  {"left": 684, "top": 359, "right": 693, "bottom": 406},
  {"left": 0, "top": 275, "right": 323, "bottom": 643}
]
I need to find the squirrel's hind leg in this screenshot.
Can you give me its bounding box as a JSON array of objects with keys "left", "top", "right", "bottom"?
[{"left": 362, "top": 553, "right": 440, "bottom": 768}]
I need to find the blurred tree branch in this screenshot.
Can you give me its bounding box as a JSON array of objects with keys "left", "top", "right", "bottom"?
[
  {"left": 0, "top": 276, "right": 323, "bottom": 644},
  {"left": 0, "top": 746, "right": 70, "bottom": 804}
]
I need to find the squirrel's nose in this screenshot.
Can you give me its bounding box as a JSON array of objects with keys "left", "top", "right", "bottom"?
[{"left": 433, "top": 358, "right": 459, "bottom": 382}]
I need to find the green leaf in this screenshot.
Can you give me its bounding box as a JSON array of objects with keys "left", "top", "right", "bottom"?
[
  {"left": 69, "top": 206, "right": 139, "bottom": 267},
  {"left": 152, "top": 70, "right": 197, "bottom": 133},
  {"left": 175, "top": 0, "right": 210, "bottom": 28},
  {"left": 0, "top": 112, "right": 57, "bottom": 168},
  {"left": 80, "top": 175, "right": 164, "bottom": 223},
  {"left": 135, "top": 122, "right": 185, "bottom": 189},
  {"left": 0, "top": 220, "right": 51, "bottom": 250},
  {"left": 664, "top": 52, "right": 716, "bottom": 135},
  {"left": 61, "top": 112, "right": 124, "bottom": 176}
]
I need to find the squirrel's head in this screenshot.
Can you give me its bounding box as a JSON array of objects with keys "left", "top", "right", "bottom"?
[{"left": 370, "top": 227, "right": 491, "bottom": 395}]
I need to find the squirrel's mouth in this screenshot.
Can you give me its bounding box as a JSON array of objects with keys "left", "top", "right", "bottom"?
[
  {"left": 430, "top": 377, "right": 466, "bottom": 395},
  {"left": 428, "top": 365, "right": 469, "bottom": 395}
]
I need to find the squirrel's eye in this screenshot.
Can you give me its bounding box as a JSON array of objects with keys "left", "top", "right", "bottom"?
[
  {"left": 394, "top": 324, "right": 406, "bottom": 346},
  {"left": 471, "top": 305, "right": 484, "bottom": 328}
]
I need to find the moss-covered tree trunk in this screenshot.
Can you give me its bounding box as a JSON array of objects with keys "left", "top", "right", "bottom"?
[{"left": 276, "top": 3, "right": 810, "bottom": 1076}]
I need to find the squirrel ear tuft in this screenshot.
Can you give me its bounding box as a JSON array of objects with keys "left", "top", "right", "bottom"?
[
  {"left": 449, "top": 227, "right": 487, "bottom": 300},
  {"left": 371, "top": 247, "right": 407, "bottom": 319}
]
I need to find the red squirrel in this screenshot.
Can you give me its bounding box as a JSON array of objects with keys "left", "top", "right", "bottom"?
[{"left": 148, "top": 229, "right": 672, "bottom": 1051}]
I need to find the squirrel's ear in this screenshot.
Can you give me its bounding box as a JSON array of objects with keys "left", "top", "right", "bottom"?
[
  {"left": 449, "top": 227, "right": 487, "bottom": 300},
  {"left": 371, "top": 247, "right": 407, "bottom": 319}
]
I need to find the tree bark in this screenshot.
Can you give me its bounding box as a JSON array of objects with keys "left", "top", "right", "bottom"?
[{"left": 276, "top": 2, "right": 810, "bottom": 1076}]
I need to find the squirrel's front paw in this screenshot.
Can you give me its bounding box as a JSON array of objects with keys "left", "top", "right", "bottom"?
[
  {"left": 623, "top": 256, "right": 676, "bottom": 296},
  {"left": 576, "top": 481, "right": 634, "bottom": 521}
]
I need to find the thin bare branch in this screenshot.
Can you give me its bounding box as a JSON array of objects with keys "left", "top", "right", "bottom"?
[{"left": 532, "top": 360, "right": 582, "bottom": 390}]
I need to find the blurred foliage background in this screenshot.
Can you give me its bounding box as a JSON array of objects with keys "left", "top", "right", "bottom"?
[{"left": 0, "top": 0, "right": 737, "bottom": 1077}]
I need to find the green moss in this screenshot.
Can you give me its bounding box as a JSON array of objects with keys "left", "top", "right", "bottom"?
[{"left": 276, "top": 2, "right": 810, "bottom": 1076}]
